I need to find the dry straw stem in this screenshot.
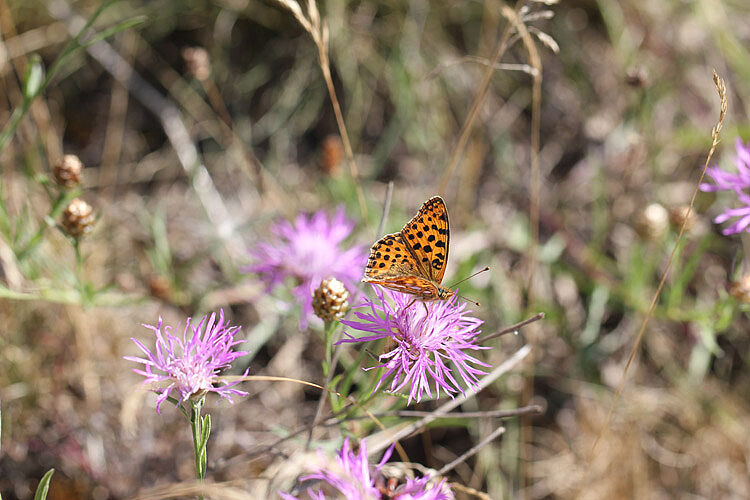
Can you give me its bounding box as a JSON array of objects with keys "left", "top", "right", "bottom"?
[
  {"left": 478, "top": 311, "right": 545, "bottom": 343},
  {"left": 272, "top": 0, "right": 368, "bottom": 221},
  {"left": 438, "top": 0, "right": 526, "bottom": 197},
  {"left": 577, "top": 70, "right": 728, "bottom": 497}
]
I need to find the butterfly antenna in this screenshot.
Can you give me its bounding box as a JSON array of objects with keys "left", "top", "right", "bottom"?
[
  {"left": 449, "top": 266, "right": 490, "bottom": 288},
  {"left": 457, "top": 294, "right": 481, "bottom": 307}
]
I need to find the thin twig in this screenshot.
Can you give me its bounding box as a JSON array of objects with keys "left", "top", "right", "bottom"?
[
  {"left": 478, "top": 312, "right": 545, "bottom": 343},
  {"left": 577, "top": 71, "right": 728, "bottom": 497},
  {"left": 437, "top": 425, "right": 506, "bottom": 476},
  {"left": 425, "top": 57, "right": 538, "bottom": 80},
  {"left": 375, "top": 181, "right": 394, "bottom": 237}
]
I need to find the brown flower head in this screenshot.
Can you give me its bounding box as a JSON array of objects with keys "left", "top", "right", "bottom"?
[
  {"left": 62, "top": 198, "right": 95, "bottom": 238},
  {"left": 54, "top": 154, "right": 83, "bottom": 188},
  {"left": 312, "top": 278, "right": 350, "bottom": 323}
]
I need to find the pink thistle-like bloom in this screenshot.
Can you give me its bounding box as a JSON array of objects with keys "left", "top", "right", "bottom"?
[
  {"left": 700, "top": 138, "right": 750, "bottom": 235},
  {"left": 246, "top": 207, "right": 366, "bottom": 328},
  {"left": 125, "top": 310, "right": 249, "bottom": 413},
  {"left": 280, "top": 438, "right": 452, "bottom": 500},
  {"left": 340, "top": 286, "right": 489, "bottom": 405}
]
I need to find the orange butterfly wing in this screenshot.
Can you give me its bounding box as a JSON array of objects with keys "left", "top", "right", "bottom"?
[
  {"left": 363, "top": 233, "right": 441, "bottom": 299},
  {"left": 399, "top": 196, "right": 450, "bottom": 284},
  {"left": 362, "top": 196, "right": 451, "bottom": 300}
]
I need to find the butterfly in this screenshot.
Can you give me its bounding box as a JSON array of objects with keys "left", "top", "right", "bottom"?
[{"left": 362, "top": 196, "right": 454, "bottom": 301}]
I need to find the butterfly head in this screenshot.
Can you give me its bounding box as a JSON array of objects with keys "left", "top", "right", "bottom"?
[{"left": 436, "top": 286, "right": 455, "bottom": 300}]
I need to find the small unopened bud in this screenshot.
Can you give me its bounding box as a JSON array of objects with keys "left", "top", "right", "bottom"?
[
  {"left": 634, "top": 203, "right": 668, "bottom": 241},
  {"left": 54, "top": 154, "right": 83, "bottom": 188},
  {"left": 312, "top": 278, "right": 350, "bottom": 323},
  {"left": 61, "top": 198, "right": 95, "bottom": 238},
  {"left": 730, "top": 274, "right": 750, "bottom": 303},
  {"left": 182, "top": 46, "right": 211, "bottom": 81}
]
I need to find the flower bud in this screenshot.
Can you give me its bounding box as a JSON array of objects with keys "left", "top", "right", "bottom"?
[
  {"left": 61, "top": 198, "right": 95, "bottom": 238},
  {"left": 54, "top": 154, "right": 83, "bottom": 188},
  {"left": 312, "top": 278, "right": 350, "bottom": 323}
]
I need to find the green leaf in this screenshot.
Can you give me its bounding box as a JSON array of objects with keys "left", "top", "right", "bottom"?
[{"left": 33, "top": 469, "right": 55, "bottom": 500}]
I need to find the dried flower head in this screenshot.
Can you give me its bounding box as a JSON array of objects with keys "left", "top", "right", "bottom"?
[
  {"left": 633, "top": 203, "right": 669, "bottom": 240},
  {"left": 281, "top": 438, "right": 452, "bottom": 500},
  {"left": 125, "top": 310, "right": 248, "bottom": 413},
  {"left": 61, "top": 198, "right": 95, "bottom": 238},
  {"left": 182, "top": 46, "right": 211, "bottom": 81},
  {"left": 700, "top": 138, "right": 750, "bottom": 235},
  {"left": 312, "top": 278, "right": 350, "bottom": 323},
  {"left": 54, "top": 154, "right": 83, "bottom": 188},
  {"left": 247, "top": 207, "right": 366, "bottom": 328},
  {"left": 340, "top": 286, "right": 488, "bottom": 404}
]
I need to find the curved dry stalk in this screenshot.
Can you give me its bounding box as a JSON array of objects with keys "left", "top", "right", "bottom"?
[{"left": 576, "top": 70, "right": 728, "bottom": 498}]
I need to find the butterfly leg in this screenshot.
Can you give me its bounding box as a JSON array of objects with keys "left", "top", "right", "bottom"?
[
  {"left": 404, "top": 298, "right": 417, "bottom": 311},
  {"left": 422, "top": 302, "right": 429, "bottom": 315}
]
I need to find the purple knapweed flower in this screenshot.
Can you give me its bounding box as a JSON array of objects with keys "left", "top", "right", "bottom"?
[
  {"left": 700, "top": 138, "right": 750, "bottom": 235},
  {"left": 340, "top": 286, "right": 489, "bottom": 404},
  {"left": 247, "top": 207, "right": 367, "bottom": 328},
  {"left": 280, "top": 438, "right": 453, "bottom": 500},
  {"left": 125, "top": 310, "right": 249, "bottom": 413}
]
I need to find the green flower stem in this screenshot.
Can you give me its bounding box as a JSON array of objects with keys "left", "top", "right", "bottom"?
[{"left": 190, "top": 397, "right": 210, "bottom": 500}]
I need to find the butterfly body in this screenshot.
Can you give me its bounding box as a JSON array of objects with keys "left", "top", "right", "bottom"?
[{"left": 363, "top": 196, "right": 454, "bottom": 301}]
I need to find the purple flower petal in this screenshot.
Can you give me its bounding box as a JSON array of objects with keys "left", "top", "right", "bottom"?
[
  {"left": 124, "top": 310, "right": 249, "bottom": 413},
  {"left": 245, "top": 207, "right": 367, "bottom": 329},
  {"left": 340, "top": 285, "right": 488, "bottom": 405}
]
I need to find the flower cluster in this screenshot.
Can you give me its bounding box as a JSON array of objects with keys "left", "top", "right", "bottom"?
[
  {"left": 247, "top": 208, "right": 366, "bottom": 328},
  {"left": 125, "top": 310, "right": 248, "bottom": 413},
  {"left": 341, "top": 286, "right": 488, "bottom": 404},
  {"left": 700, "top": 138, "right": 750, "bottom": 235},
  {"left": 281, "top": 438, "right": 452, "bottom": 500}
]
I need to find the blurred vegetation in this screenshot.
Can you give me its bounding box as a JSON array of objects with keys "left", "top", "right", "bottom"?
[{"left": 1, "top": 0, "right": 750, "bottom": 498}]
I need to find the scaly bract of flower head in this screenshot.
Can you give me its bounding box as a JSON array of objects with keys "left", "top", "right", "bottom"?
[
  {"left": 247, "top": 207, "right": 366, "bottom": 328},
  {"left": 125, "top": 310, "right": 248, "bottom": 413},
  {"left": 280, "top": 438, "right": 453, "bottom": 500},
  {"left": 700, "top": 138, "right": 750, "bottom": 235},
  {"left": 340, "top": 286, "right": 489, "bottom": 404}
]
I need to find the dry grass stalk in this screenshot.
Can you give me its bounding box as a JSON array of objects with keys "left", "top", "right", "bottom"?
[
  {"left": 272, "top": 0, "right": 368, "bottom": 221},
  {"left": 578, "top": 70, "right": 728, "bottom": 498}
]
